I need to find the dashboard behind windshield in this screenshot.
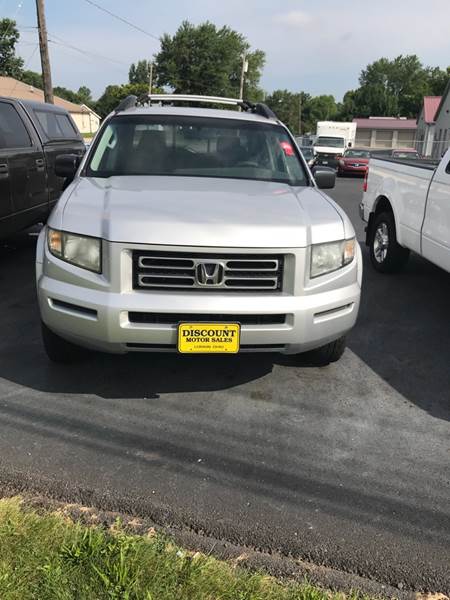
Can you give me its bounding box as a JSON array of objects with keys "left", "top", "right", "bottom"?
[
  {"left": 344, "top": 149, "right": 370, "bottom": 158},
  {"left": 86, "top": 115, "right": 308, "bottom": 186},
  {"left": 315, "top": 136, "right": 345, "bottom": 148}
]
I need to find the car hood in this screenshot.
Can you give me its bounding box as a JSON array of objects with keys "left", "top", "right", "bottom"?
[
  {"left": 343, "top": 157, "right": 369, "bottom": 164},
  {"left": 55, "top": 176, "right": 344, "bottom": 248}
]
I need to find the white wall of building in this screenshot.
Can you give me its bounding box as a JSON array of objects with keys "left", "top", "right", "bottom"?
[
  {"left": 71, "top": 110, "right": 100, "bottom": 137},
  {"left": 416, "top": 117, "right": 435, "bottom": 156},
  {"left": 433, "top": 93, "right": 450, "bottom": 158}
]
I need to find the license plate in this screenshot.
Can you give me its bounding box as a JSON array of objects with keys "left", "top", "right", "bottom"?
[
  {"left": 322, "top": 160, "right": 328, "bottom": 164},
  {"left": 178, "top": 323, "right": 240, "bottom": 354}
]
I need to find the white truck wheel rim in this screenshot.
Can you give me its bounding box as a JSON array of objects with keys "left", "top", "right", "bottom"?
[{"left": 374, "top": 222, "right": 389, "bottom": 263}]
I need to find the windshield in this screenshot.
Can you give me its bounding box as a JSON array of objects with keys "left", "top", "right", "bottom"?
[
  {"left": 315, "top": 136, "right": 345, "bottom": 148},
  {"left": 86, "top": 115, "right": 307, "bottom": 186},
  {"left": 299, "top": 147, "right": 314, "bottom": 159},
  {"left": 344, "top": 149, "right": 370, "bottom": 158},
  {"left": 392, "top": 150, "right": 419, "bottom": 158}
]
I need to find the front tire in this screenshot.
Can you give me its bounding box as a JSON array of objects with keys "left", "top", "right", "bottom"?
[
  {"left": 369, "top": 211, "right": 409, "bottom": 273},
  {"left": 301, "top": 336, "right": 347, "bottom": 366},
  {"left": 41, "top": 321, "right": 86, "bottom": 363}
]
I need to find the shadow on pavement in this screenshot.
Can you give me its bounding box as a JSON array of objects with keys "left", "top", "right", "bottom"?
[{"left": 348, "top": 246, "right": 450, "bottom": 421}]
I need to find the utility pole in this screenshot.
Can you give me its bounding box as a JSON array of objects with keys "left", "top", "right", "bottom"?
[
  {"left": 35, "top": 0, "right": 53, "bottom": 103},
  {"left": 298, "top": 94, "right": 302, "bottom": 137},
  {"left": 149, "top": 62, "right": 154, "bottom": 94},
  {"left": 239, "top": 54, "right": 248, "bottom": 100}
]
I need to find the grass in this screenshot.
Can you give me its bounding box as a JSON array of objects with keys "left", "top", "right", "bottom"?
[{"left": 0, "top": 497, "right": 357, "bottom": 600}]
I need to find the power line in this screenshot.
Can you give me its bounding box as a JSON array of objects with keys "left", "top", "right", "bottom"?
[
  {"left": 48, "top": 39, "right": 126, "bottom": 72},
  {"left": 9, "top": 43, "right": 38, "bottom": 95},
  {"left": 48, "top": 33, "right": 127, "bottom": 66},
  {"left": 81, "top": 0, "right": 160, "bottom": 42},
  {"left": 16, "top": 25, "right": 128, "bottom": 69}
]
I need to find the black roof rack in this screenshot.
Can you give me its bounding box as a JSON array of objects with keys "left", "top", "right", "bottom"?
[
  {"left": 240, "top": 100, "right": 277, "bottom": 119},
  {"left": 114, "top": 95, "right": 138, "bottom": 113},
  {"left": 113, "top": 94, "right": 277, "bottom": 120}
]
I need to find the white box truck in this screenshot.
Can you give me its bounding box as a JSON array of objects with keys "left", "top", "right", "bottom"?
[{"left": 314, "top": 122, "right": 357, "bottom": 169}]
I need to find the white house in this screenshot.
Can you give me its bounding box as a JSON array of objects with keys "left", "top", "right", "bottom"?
[
  {"left": 416, "top": 96, "right": 442, "bottom": 156},
  {"left": 432, "top": 79, "right": 450, "bottom": 158},
  {"left": 0, "top": 76, "right": 101, "bottom": 137}
]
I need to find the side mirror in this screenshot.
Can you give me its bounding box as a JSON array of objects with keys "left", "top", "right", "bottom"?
[
  {"left": 312, "top": 167, "right": 336, "bottom": 189},
  {"left": 55, "top": 154, "right": 81, "bottom": 179}
]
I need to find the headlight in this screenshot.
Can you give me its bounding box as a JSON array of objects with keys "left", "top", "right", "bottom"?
[
  {"left": 310, "top": 238, "right": 355, "bottom": 278},
  {"left": 47, "top": 228, "right": 102, "bottom": 273}
]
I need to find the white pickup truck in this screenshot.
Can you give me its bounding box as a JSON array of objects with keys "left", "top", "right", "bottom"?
[{"left": 360, "top": 148, "right": 450, "bottom": 273}]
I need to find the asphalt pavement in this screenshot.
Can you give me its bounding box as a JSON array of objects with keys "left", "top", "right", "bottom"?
[{"left": 0, "top": 177, "right": 449, "bottom": 593}]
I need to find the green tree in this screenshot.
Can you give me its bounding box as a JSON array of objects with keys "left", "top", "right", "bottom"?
[
  {"left": 344, "top": 55, "right": 450, "bottom": 119},
  {"left": 129, "top": 60, "right": 152, "bottom": 85},
  {"left": 265, "top": 90, "right": 338, "bottom": 134},
  {"left": 53, "top": 86, "right": 80, "bottom": 103},
  {"left": 53, "top": 85, "right": 93, "bottom": 105},
  {"left": 360, "top": 55, "right": 429, "bottom": 116},
  {"left": 426, "top": 66, "right": 450, "bottom": 96},
  {"left": 76, "top": 86, "right": 93, "bottom": 105},
  {"left": 0, "top": 18, "right": 24, "bottom": 78},
  {"left": 94, "top": 83, "right": 150, "bottom": 117},
  {"left": 336, "top": 90, "right": 359, "bottom": 121},
  {"left": 304, "top": 95, "right": 338, "bottom": 130},
  {"left": 20, "top": 70, "right": 43, "bottom": 89},
  {"left": 154, "top": 21, "right": 265, "bottom": 100},
  {"left": 265, "top": 90, "right": 308, "bottom": 134}
]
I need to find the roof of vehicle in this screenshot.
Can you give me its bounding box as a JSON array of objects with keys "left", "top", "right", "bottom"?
[
  {"left": 0, "top": 95, "right": 73, "bottom": 115},
  {"left": 14, "top": 98, "right": 84, "bottom": 142},
  {"left": 18, "top": 98, "right": 74, "bottom": 114},
  {"left": 114, "top": 105, "right": 280, "bottom": 125},
  {"left": 111, "top": 95, "right": 280, "bottom": 126}
]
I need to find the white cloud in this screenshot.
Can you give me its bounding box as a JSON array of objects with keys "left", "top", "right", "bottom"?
[{"left": 274, "top": 10, "right": 313, "bottom": 28}]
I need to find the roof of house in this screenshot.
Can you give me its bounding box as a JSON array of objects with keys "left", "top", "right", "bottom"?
[
  {"left": 0, "top": 76, "right": 97, "bottom": 115},
  {"left": 353, "top": 117, "right": 417, "bottom": 130},
  {"left": 422, "top": 96, "right": 442, "bottom": 124},
  {"left": 434, "top": 78, "right": 450, "bottom": 123}
]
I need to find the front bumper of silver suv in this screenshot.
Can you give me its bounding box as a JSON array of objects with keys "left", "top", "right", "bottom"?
[{"left": 36, "top": 230, "right": 362, "bottom": 355}]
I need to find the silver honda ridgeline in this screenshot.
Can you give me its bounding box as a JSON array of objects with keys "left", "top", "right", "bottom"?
[{"left": 36, "top": 95, "right": 362, "bottom": 364}]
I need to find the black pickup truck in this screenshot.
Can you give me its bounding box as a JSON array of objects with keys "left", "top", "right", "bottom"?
[{"left": 0, "top": 97, "right": 85, "bottom": 238}]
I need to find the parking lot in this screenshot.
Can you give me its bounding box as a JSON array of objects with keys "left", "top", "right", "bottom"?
[{"left": 0, "top": 177, "right": 449, "bottom": 592}]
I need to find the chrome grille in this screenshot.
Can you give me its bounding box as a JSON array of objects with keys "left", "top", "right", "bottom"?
[{"left": 132, "top": 251, "right": 284, "bottom": 292}]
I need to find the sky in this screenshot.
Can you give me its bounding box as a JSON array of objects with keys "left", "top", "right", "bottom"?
[{"left": 6, "top": 0, "right": 450, "bottom": 102}]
